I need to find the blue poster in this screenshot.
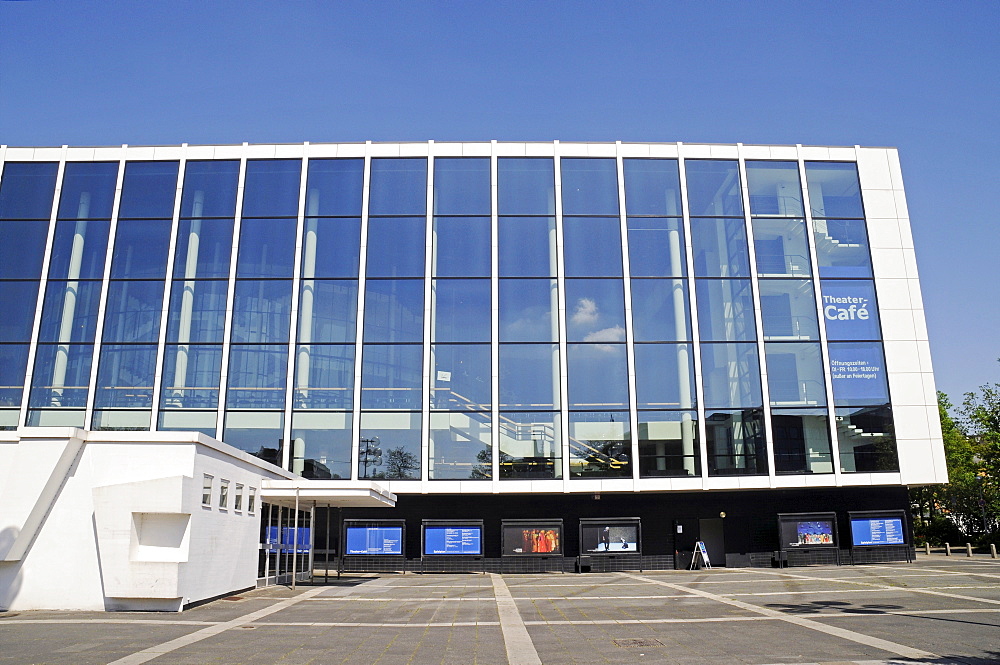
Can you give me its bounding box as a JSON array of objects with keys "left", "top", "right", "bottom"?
[
  {"left": 821, "top": 280, "right": 881, "bottom": 341},
  {"left": 345, "top": 526, "right": 403, "bottom": 555},
  {"left": 851, "top": 518, "right": 905, "bottom": 546},
  {"left": 424, "top": 526, "right": 482, "bottom": 555},
  {"left": 265, "top": 527, "right": 311, "bottom": 554},
  {"left": 828, "top": 342, "right": 889, "bottom": 404}
]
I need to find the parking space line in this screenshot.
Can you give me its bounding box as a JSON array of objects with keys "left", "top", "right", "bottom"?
[
  {"left": 490, "top": 573, "right": 542, "bottom": 665},
  {"left": 620, "top": 573, "right": 935, "bottom": 659}
]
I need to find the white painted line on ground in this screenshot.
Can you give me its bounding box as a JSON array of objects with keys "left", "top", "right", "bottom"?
[
  {"left": 490, "top": 573, "right": 542, "bottom": 665},
  {"left": 620, "top": 573, "right": 935, "bottom": 660}
]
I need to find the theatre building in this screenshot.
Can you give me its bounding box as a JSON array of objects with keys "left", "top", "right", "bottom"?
[{"left": 0, "top": 141, "right": 943, "bottom": 610}]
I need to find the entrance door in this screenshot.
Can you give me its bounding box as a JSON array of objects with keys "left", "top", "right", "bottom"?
[{"left": 699, "top": 518, "right": 725, "bottom": 567}]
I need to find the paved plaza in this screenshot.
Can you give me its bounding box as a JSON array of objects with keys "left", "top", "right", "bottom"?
[{"left": 2, "top": 555, "right": 999, "bottom": 665}]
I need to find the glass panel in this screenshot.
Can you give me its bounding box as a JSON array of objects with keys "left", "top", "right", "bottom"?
[
  {"left": 626, "top": 218, "right": 686, "bottom": 277},
  {"left": 764, "top": 342, "right": 827, "bottom": 406},
  {"left": 91, "top": 409, "right": 150, "bottom": 431},
  {"left": 231, "top": 279, "right": 292, "bottom": 344},
  {"left": 432, "top": 217, "right": 490, "bottom": 277},
  {"left": 498, "top": 217, "right": 556, "bottom": 277},
  {"left": 119, "top": 161, "right": 179, "bottom": 218},
  {"left": 684, "top": 160, "right": 742, "bottom": 216},
  {"left": 813, "top": 219, "right": 872, "bottom": 278},
  {"left": 0, "top": 282, "right": 41, "bottom": 342},
  {"left": 236, "top": 218, "right": 296, "bottom": 278},
  {"left": 429, "top": 411, "right": 492, "bottom": 480},
  {"left": 837, "top": 405, "right": 898, "bottom": 472},
  {"left": 362, "top": 279, "right": 424, "bottom": 343},
  {"left": 759, "top": 279, "right": 819, "bottom": 340},
  {"left": 242, "top": 160, "right": 301, "bottom": 217},
  {"left": 360, "top": 344, "right": 422, "bottom": 409},
  {"left": 166, "top": 279, "right": 228, "bottom": 343},
  {"left": 57, "top": 162, "right": 118, "bottom": 219},
  {"left": 26, "top": 409, "right": 85, "bottom": 427},
  {"left": 301, "top": 218, "right": 361, "bottom": 278},
  {"left": 0, "top": 344, "right": 29, "bottom": 407},
  {"left": 567, "top": 343, "right": 629, "bottom": 409},
  {"left": 700, "top": 342, "right": 762, "bottom": 408},
  {"left": 828, "top": 342, "right": 889, "bottom": 405},
  {"left": 368, "top": 158, "right": 426, "bottom": 215},
  {"left": 560, "top": 158, "right": 618, "bottom": 215},
  {"left": 298, "top": 279, "right": 357, "bottom": 343},
  {"left": 752, "top": 218, "right": 811, "bottom": 277},
  {"left": 173, "top": 218, "right": 234, "bottom": 279},
  {"left": 432, "top": 279, "right": 490, "bottom": 342},
  {"left": 499, "top": 279, "right": 559, "bottom": 342},
  {"left": 293, "top": 344, "right": 354, "bottom": 409},
  {"left": 103, "top": 281, "right": 164, "bottom": 343},
  {"left": 498, "top": 411, "right": 561, "bottom": 479},
  {"left": 691, "top": 218, "right": 750, "bottom": 277},
  {"left": 94, "top": 344, "right": 157, "bottom": 407},
  {"left": 706, "top": 408, "right": 767, "bottom": 476},
  {"left": 180, "top": 161, "right": 240, "bottom": 218},
  {"left": 498, "top": 158, "right": 554, "bottom": 215},
  {"left": 222, "top": 410, "right": 283, "bottom": 463},
  {"left": 157, "top": 409, "right": 217, "bottom": 436},
  {"left": 623, "top": 159, "right": 681, "bottom": 216},
  {"left": 431, "top": 344, "right": 491, "bottom": 410},
  {"left": 562, "top": 217, "right": 623, "bottom": 277},
  {"left": 820, "top": 280, "right": 880, "bottom": 340},
  {"left": 0, "top": 162, "right": 58, "bottom": 219},
  {"left": 695, "top": 279, "right": 756, "bottom": 341},
  {"left": 110, "top": 219, "right": 172, "bottom": 280},
  {"left": 746, "top": 161, "right": 803, "bottom": 216},
  {"left": 48, "top": 220, "right": 110, "bottom": 279},
  {"left": 433, "top": 158, "right": 490, "bottom": 215},
  {"left": 365, "top": 217, "right": 426, "bottom": 277},
  {"left": 633, "top": 343, "right": 695, "bottom": 409},
  {"left": 29, "top": 343, "right": 93, "bottom": 408},
  {"left": 630, "top": 279, "right": 691, "bottom": 341},
  {"left": 160, "top": 344, "right": 222, "bottom": 409},
  {"left": 805, "top": 162, "right": 863, "bottom": 218},
  {"left": 0, "top": 221, "right": 49, "bottom": 278},
  {"left": 638, "top": 411, "right": 699, "bottom": 478},
  {"left": 358, "top": 411, "right": 422, "bottom": 479},
  {"left": 226, "top": 345, "right": 288, "bottom": 409},
  {"left": 499, "top": 344, "right": 559, "bottom": 409},
  {"left": 565, "top": 279, "right": 626, "bottom": 343},
  {"left": 771, "top": 408, "right": 833, "bottom": 474},
  {"left": 38, "top": 280, "right": 103, "bottom": 343},
  {"left": 305, "top": 159, "right": 364, "bottom": 216},
  {"left": 568, "top": 411, "right": 631, "bottom": 478},
  {"left": 290, "top": 411, "right": 352, "bottom": 479}
]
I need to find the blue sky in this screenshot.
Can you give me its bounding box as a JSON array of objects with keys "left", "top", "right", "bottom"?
[{"left": 1, "top": 1, "right": 997, "bottom": 400}]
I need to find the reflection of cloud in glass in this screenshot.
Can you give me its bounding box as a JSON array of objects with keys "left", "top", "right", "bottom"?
[
  {"left": 571, "top": 298, "right": 599, "bottom": 326},
  {"left": 583, "top": 326, "right": 625, "bottom": 346}
]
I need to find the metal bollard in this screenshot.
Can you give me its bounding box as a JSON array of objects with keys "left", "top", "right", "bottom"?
[
  {"left": 966, "top": 543, "right": 973, "bottom": 557},
  {"left": 945, "top": 542, "right": 951, "bottom": 556},
  {"left": 924, "top": 542, "right": 931, "bottom": 556},
  {"left": 991, "top": 544, "right": 997, "bottom": 559}
]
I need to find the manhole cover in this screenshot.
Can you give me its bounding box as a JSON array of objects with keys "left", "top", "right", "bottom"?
[{"left": 614, "top": 638, "right": 663, "bottom": 648}]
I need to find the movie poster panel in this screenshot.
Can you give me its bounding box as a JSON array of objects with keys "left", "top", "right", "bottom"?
[
  {"left": 344, "top": 521, "right": 404, "bottom": 555},
  {"left": 421, "top": 521, "right": 484, "bottom": 556},
  {"left": 579, "top": 518, "right": 641, "bottom": 554},
  {"left": 849, "top": 511, "right": 907, "bottom": 546},
  {"left": 502, "top": 520, "right": 563, "bottom": 556},
  {"left": 778, "top": 513, "right": 838, "bottom": 550}
]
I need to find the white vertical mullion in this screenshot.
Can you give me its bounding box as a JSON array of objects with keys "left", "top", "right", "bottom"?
[
  {"left": 350, "top": 146, "right": 372, "bottom": 480},
  {"left": 215, "top": 148, "right": 249, "bottom": 440},
  {"left": 677, "top": 147, "right": 709, "bottom": 484},
  {"left": 421, "top": 149, "right": 434, "bottom": 486},
  {"left": 84, "top": 152, "right": 128, "bottom": 427},
  {"left": 282, "top": 151, "right": 310, "bottom": 472},
  {"left": 490, "top": 144, "right": 500, "bottom": 491},
  {"left": 616, "top": 146, "right": 640, "bottom": 486},
  {"left": 799, "top": 147, "right": 843, "bottom": 483},
  {"left": 18, "top": 151, "right": 67, "bottom": 427},
  {"left": 150, "top": 153, "right": 187, "bottom": 431},
  {"left": 736, "top": 145, "right": 775, "bottom": 485},
  {"left": 553, "top": 147, "right": 570, "bottom": 489}
]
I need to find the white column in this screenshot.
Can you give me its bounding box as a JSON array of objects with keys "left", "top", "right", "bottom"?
[{"left": 50, "top": 193, "right": 90, "bottom": 405}]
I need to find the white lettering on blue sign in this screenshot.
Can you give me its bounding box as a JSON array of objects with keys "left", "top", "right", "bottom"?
[{"left": 823, "top": 295, "right": 870, "bottom": 322}]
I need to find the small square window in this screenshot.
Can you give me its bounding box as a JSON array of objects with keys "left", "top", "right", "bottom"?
[
  {"left": 248, "top": 487, "right": 257, "bottom": 514},
  {"left": 219, "top": 479, "right": 229, "bottom": 509},
  {"left": 202, "top": 474, "right": 213, "bottom": 506},
  {"left": 234, "top": 483, "right": 244, "bottom": 511}
]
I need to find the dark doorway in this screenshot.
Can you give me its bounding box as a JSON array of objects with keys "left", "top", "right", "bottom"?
[{"left": 699, "top": 518, "right": 725, "bottom": 566}]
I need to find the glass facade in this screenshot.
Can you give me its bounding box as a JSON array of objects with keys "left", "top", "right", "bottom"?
[{"left": 0, "top": 146, "right": 905, "bottom": 482}]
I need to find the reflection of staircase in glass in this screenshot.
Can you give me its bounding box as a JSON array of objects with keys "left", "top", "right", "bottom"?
[{"left": 813, "top": 220, "right": 862, "bottom": 252}]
